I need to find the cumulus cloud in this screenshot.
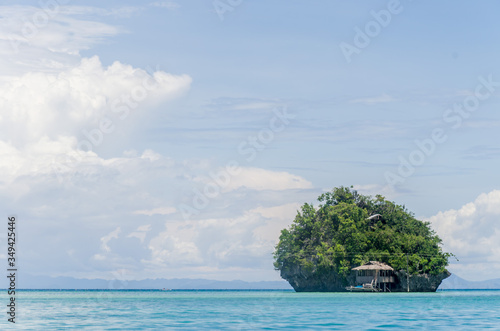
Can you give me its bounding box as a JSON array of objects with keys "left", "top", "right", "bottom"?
[
  {"left": 251, "top": 203, "right": 302, "bottom": 241},
  {"left": 0, "top": 5, "right": 191, "bottom": 276},
  {"left": 0, "top": 4, "right": 315, "bottom": 283},
  {"left": 0, "top": 55, "right": 191, "bottom": 198},
  {"left": 0, "top": 56, "right": 190, "bottom": 147},
  {"left": 142, "top": 203, "right": 302, "bottom": 281},
  {"left": 127, "top": 225, "right": 152, "bottom": 243},
  {"left": 426, "top": 190, "right": 500, "bottom": 281}
]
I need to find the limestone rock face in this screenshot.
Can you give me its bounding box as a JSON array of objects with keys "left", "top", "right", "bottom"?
[
  {"left": 280, "top": 266, "right": 450, "bottom": 292},
  {"left": 393, "top": 270, "right": 451, "bottom": 292},
  {"left": 279, "top": 266, "right": 354, "bottom": 292}
]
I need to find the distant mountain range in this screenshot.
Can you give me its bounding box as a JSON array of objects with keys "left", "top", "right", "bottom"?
[
  {"left": 438, "top": 274, "right": 500, "bottom": 290},
  {"left": 16, "top": 274, "right": 293, "bottom": 290},
  {"left": 8, "top": 273, "right": 499, "bottom": 290}
]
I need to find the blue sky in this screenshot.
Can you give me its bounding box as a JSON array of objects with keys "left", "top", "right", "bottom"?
[{"left": 0, "top": 1, "right": 500, "bottom": 284}]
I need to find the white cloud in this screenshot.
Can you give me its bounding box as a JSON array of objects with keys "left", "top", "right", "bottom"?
[
  {"left": 251, "top": 203, "right": 301, "bottom": 242},
  {"left": 100, "top": 227, "right": 121, "bottom": 253},
  {"left": 127, "top": 225, "right": 152, "bottom": 243},
  {"left": 146, "top": 220, "right": 203, "bottom": 267},
  {"left": 202, "top": 167, "right": 313, "bottom": 192},
  {"left": 139, "top": 202, "right": 304, "bottom": 281},
  {"left": 0, "top": 55, "right": 191, "bottom": 183},
  {"left": 0, "top": 5, "right": 123, "bottom": 68},
  {"left": 59, "top": 6, "right": 141, "bottom": 18},
  {"left": 0, "top": 5, "right": 315, "bottom": 283},
  {"left": 5, "top": 55, "right": 189, "bottom": 141},
  {"left": 0, "top": 6, "right": 194, "bottom": 279},
  {"left": 426, "top": 190, "right": 500, "bottom": 281},
  {"left": 140, "top": 150, "right": 162, "bottom": 162},
  {"left": 134, "top": 207, "right": 177, "bottom": 216},
  {"left": 350, "top": 93, "right": 395, "bottom": 105},
  {"left": 149, "top": 2, "right": 180, "bottom": 10}
]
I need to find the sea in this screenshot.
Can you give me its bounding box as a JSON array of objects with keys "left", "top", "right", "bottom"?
[{"left": 1, "top": 290, "right": 499, "bottom": 330}]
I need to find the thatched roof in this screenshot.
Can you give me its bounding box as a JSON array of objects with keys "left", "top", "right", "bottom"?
[{"left": 352, "top": 261, "right": 394, "bottom": 271}]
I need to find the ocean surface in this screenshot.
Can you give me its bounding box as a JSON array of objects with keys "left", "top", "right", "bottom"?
[{"left": 1, "top": 290, "right": 499, "bottom": 330}]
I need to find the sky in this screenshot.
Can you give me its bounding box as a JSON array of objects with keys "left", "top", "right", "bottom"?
[{"left": 0, "top": 0, "right": 499, "bottom": 285}]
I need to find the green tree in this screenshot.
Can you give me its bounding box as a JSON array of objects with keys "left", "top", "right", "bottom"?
[{"left": 274, "top": 186, "right": 451, "bottom": 283}]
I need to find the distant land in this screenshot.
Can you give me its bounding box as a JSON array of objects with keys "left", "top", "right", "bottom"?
[
  {"left": 5, "top": 273, "right": 499, "bottom": 290},
  {"left": 438, "top": 274, "right": 500, "bottom": 290},
  {"left": 15, "top": 274, "right": 294, "bottom": 290}
]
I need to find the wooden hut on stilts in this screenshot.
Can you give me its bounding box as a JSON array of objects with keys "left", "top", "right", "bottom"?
[{"left": 346, "top": 261, "right": 395, "bottom": 292}]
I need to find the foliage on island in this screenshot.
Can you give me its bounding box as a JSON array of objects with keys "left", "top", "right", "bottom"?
[{"left": 274, "top": 186, "right": 451, "bottom": 285}]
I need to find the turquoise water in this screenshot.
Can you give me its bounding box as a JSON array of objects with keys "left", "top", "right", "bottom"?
[{"left": 1, "top": 290, "right": 499, "bottom": 330}]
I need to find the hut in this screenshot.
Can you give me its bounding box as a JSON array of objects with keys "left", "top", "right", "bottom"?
[{"left": 351, "top": 261, "right": 395, "bottom": 292}]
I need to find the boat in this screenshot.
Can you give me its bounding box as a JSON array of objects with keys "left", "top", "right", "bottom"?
[{"left": 346, "top": 280, "right": 380, "bottom": 292}]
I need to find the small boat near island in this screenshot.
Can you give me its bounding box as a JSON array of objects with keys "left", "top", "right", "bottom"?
[{"left": 346, "top": 279, "right": 380, "bottom": 292}]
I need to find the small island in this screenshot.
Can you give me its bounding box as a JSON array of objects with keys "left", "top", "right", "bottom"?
[{"left": 273, "top": 187, "right": 451, "bottom": 292}]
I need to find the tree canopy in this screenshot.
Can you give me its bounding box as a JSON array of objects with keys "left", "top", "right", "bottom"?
[{"left": 274, "top": 186, "right": 451, "bottom": 282}]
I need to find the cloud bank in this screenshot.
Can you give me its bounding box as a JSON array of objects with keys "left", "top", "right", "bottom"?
[
  {"left": 427, "top": 190, "right": 500, "bottom": 281},
  {"left": 0, "top": 4, "right": 315, "bottom": 283}
]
